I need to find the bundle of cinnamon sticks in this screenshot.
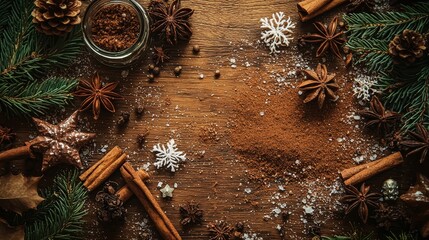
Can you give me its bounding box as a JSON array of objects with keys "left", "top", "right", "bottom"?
[
  {"left": 80, "top": 146, "right": 127, "bottom": 191},
  {"left": 341, "top": 152, "right": 403, "bottom": 186},
  {"left": 80, "top": 146, "right": 181, "bottom": 239},
  {"left": 297, "top": 0, "right": 348, "bottom": 22}
]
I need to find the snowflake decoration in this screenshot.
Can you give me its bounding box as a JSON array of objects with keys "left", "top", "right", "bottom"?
[
  {"left": 260, "top": 12, "right": 295, "bottom": 54},
  {"left": 353, "top": 75, "right": 379, "bottom": 101},
  {"left": 152, "top": 139, "right": 186, "bottom": 172}
]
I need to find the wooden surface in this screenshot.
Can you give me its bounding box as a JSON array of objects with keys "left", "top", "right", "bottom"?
[{"left": 2, "top": 0, "right": 416, "bottom": 239}]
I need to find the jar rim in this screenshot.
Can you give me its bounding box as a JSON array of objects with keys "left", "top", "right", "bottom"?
[{"left": 82, "top": 0, "right": 150, "bottom": 60}]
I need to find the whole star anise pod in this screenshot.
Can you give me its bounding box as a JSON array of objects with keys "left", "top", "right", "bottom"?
[
  {"left": 74, "top": 73, "right": 123, "bottom": 120},
  {"left": 0, "top": 126, "right": 16, "bottom": 149},
  {"left": 149, "top": 0, "right": 193, "bottom": 45},
  {"left": 347, "top": 0, "right": 376, "bottom": 12},
  {"left": 152, "top": 46, "right": 170, "bottom": 65},
  {"left": 298, "top": 63, "right": 339, "bottom": 109},
  {"left": 341, "top": 183, "right": 381, "bottom": 223},
  {"left": 179, "top": 201, "right": 203, "bottom": 226},
  {"left": 359, "top": 96, "right": 401, "bottom": 138},
  {"left": 301, "top": 17, "right": 345, "bottom": 59},
  {"left": 207, "top": 221, "right": 234, "bottom": 240},
  {"left": 400, "top": 123, "right": 429, "bottom": 164}
]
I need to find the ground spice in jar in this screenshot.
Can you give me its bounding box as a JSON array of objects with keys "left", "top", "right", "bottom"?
[{"left": 91, "top": 4, "right": 140, "bottom": 52}]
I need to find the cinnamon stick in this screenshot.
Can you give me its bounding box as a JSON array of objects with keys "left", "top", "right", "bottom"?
[
  {"left": 116, "top": 169, "right": 150, "bottom": 202},
  {"left": 86, "top": 153, "right": 127, "bottom": 191},
  {"left": 343, "top": 152, "right": 403, "bottom": 186},
  {"left": 297, "top": 0, "right": 333, "bottom": 16},
  {"left": 340, "top": 159, "right": 380, "bottom": 180},
  {"left": 0, "top": 145, "right": 31, "bottom": 162},
  {"left": 298, "top": 0, "right": 348, "bottom": 22},
  {"left": 120, "top": 162, "right": 181, "bottom": 240},
  {"left": 80, "top": 146, "right": 123, "bottom": 181}
]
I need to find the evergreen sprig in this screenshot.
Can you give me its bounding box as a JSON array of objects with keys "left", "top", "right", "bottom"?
[
  {"left": 345, "top": 38, "right": 391, "bottom": 72},
  {"left": 0, "top": 0, "right": 83, "bottom": 118},
  {"left": 344, "top": 2, "right": 429, "bottom": 40},
  {"left": 0, "top": 77, "right": 78, "bottom": 117},
  {"left": 25, "top": 169, "right": 88, "bottom": 240},
  {"left": 345, "top": 2, "right": 429, "bottom": 131}
]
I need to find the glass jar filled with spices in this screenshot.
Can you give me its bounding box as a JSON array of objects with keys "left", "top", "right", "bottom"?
[{"left": 82, "top": 0, "right": 150, "bottom": 67}]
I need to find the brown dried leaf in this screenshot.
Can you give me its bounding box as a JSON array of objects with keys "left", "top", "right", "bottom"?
[
  {"left": 0, "top": 174, "right": 44, "bottom": 214},
  {"left": 0, "top": 218, "right": 24, "bottom": 240}
]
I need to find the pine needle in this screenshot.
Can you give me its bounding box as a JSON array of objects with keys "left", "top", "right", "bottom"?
[
  {"left": 0, "top": 0, "right": 83, "bottom": 118},
  {"left": 25, "top": 169, "right": 88, "bottom": 240}
]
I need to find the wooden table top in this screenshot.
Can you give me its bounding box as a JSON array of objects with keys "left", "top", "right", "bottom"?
[{"left": 3, "top": 0, "right": 416, "bottom": 239}]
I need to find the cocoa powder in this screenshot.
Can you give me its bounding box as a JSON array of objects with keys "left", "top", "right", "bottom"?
[{"left": 91, "top": 4, "right": 140, "bottom": 52}]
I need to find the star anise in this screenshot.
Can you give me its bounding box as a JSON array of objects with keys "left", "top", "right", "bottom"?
[
  {"left": 400, "top": 123, "right": 429, "bottom": 164},
  {"left": 74, "top": 73, "right": 123, "bottom": 120},
  {"left": 347, "top": 0, "right": 376, "bottom": 12},
  {"left": 0, "top": 126, "right": 16, "bottom": 149},
  {"left": 301, "top": 17, "right": 346, "bottom": 59},
  {"left": 152, "top": 46, "right": 169, "bottom": 65},
  {"left": 341, "top": 183, "right": 381, "bottom": 223},
  {"left": 298, "top": 63, "right": 339, "bottom": 109},
  {"left": 149, "top": 0, "right": 194, "bottom": 45},
  {"left": 359, "top": 96, "right": 401, "bottom": 138},
  {"left": 207, "top": 221, "right": 234, "bottom": 240},
  {"left": 179, "top": 201, "right": 203, "bottom": 226}
]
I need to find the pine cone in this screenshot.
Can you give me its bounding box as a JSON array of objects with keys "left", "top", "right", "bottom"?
[
  {"left": 31, "top": 0, "right": 82, "bottom": 36},
  {"left": 388, "top": 29, "right": 426, "bottom": 63}
]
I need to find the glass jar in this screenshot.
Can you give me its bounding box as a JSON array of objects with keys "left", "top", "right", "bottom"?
[{"left": 82, "top": 0, "right": 150, "bottom": 67}]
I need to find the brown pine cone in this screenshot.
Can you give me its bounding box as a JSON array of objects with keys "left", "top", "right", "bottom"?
[
  {"left": 32, "top": 0, "right": 82, "bottom": 36},
  {"left": 388, "top": 29, "right": 426, "bottom": 64}
]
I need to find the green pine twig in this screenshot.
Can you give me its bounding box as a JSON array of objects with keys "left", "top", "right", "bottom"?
[
  {"left": 0, "top": 77, "right": 78, "bottom": 117},
  {"left": 25, "top": 169, "right": 88, "bottom": 240},
  {"left": 344, "top": 2, "right": 429, "bottom": 40}
]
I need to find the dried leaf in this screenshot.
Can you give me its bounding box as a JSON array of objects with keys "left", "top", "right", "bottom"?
[
  {"left": 0, "top": 218, "right": 24, "bottom": 240},
  {"left": 0, "top": 174, "right": 44, "bottom": 214}
]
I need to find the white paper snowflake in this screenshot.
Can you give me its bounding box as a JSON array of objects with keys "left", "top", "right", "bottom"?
[
  {"left": 353, "top": 75, "right": 379, "bottom": 101},
  {"left": 260, "top": 12, "right": 295, "bottom": 54},
  {"left": 152, "top": 139, "right": 186, "bottom": 172}
]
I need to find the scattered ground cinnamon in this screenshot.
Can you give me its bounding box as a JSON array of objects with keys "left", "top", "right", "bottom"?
[{"left": 91, "top": 4, "right": 140, "bottom": 52}]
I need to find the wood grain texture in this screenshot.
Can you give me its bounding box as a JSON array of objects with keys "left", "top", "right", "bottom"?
[{"left": 0, "top": 0, "right": 417, "bottom": 239}]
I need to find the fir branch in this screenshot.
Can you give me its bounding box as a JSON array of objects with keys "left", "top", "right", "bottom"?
[
  {"left": 344, "top": 2, "right": 429, "bottom": 40},
  {"left": 379, "top": 64, "right": 429, "bottom": 131},
  {"left": 0, "top": 0, "right": 83, "bottom": 83},
  {"left": 0, "top": 77, "right": 78, "bottom": 118},
  {"left": 25, "top": 169, "right": 88, "bottom": 240},
  {"left": 346, "top": 38, "right": 391, "bottom": 72},
  {"left": 0, "top": 0, "right": 11, "bottom": 33},
  {"left": 386, "top": 232, "right": 416, "bottom": 240}
]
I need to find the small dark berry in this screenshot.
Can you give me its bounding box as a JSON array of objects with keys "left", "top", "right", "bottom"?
[
  {"left": 148, "top": 64, "right": 155, "bottom": 72},
  {"left": 153, "top": 67, "right": 160, "bottom": 76},
  {"left": 117, "top": 112, "right": 130, "bottom": 127},
  {"left": 174, "top": 66, "right": 182, "bottom": 76},
  {"left": 214, "top": 69, "right": 221, "bottom": 79},
  {"left": 192, "top": 45, "right": 200, "bottom": 54},
  {"left": 147, "top": 74, "right": 155, "bottom": 82}
]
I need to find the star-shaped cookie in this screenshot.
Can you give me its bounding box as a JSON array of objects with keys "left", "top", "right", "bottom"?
[{"left": 29, "top": 111, "right": 95, "bottom": 171}]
